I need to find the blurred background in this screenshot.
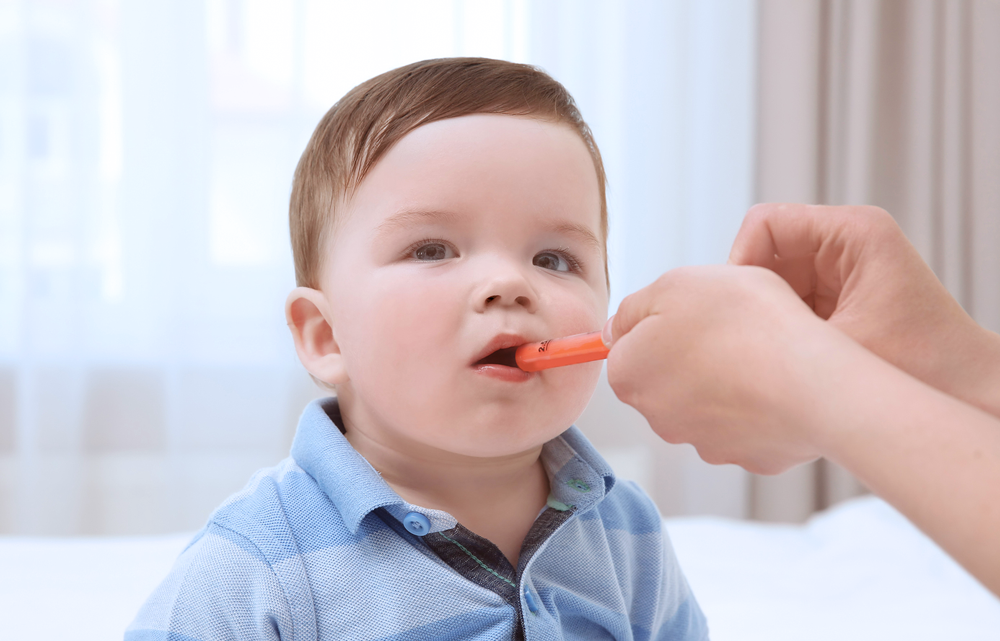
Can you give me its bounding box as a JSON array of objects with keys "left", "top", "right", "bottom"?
[{"left": 0, "top": 0, "right": 997, "bottom": 536}]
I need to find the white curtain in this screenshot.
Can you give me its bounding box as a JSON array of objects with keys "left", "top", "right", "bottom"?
[
  {"left": 0, "top": 0, "right": 758, "bottom": 535},
  {"left": 548, "top": 1, "right": 759, "bottom": 520}
]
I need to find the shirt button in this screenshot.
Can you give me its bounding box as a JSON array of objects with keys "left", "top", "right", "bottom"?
[
  {"left": 402, "top": 512, "right": 431, "bottom": 536},
  {"left": 523, "top": 586, "right": 539, "bottom": 614}
]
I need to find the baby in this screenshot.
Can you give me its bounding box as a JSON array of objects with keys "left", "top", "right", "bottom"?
[{"left": 128, "top": 57, "right": 707, "bottom": 641}]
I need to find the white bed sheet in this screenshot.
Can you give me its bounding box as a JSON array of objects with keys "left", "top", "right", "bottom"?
[
  {"left": 0, "top": 496, "right": 996, "bottom": 640},
  {"left": 668, "top": 496, "right": 1000, "bottom": 640}
]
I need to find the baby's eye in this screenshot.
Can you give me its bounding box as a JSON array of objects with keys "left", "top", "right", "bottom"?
[
  {"left": 533, "top": 251, "right": 572, "bottom": 272},
  {"left": 412, "top": 242, "right": 454, "bottom": 261}
]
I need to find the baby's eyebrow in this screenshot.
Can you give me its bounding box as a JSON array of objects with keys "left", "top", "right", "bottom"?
[
  {"left": 548, "top": 221, "right": 602, "bottom": 252},
  {"left": 375, "top": 209, "right": 460, "bottom": 236}
]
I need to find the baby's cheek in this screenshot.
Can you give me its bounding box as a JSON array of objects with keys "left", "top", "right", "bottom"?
[
  {"left": 378, "top": 278, "right": 460, "bottom": 354},
  {"left": 350, "top": 278, "right": 460, "bottom": 393},
  {"left": 548, "top": 285, "right": 606, "bottom": 331}
]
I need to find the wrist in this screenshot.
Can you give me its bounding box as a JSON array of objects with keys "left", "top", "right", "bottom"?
[
  {"left": 959, "top": 326, "right": 1000, "bottom": 418},
  {"left": 930, "top": 323, "right": 1000, "bottom": 419},
  {"left": 809, "top": 343, "right": 941, "bottom": 474},
  {"left": 785, "top": 323, "right": 889, "bottom": 455}
]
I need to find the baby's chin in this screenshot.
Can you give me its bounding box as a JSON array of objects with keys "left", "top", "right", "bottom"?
[
  {"left": 420, "top": 417, "right": 573, "bottom": 459},
  {"left": 428, "top": 435, "right": 560, "bottom": 460},
  {"left": 341, "top": 376, "right": 597, "bottom": 457}
]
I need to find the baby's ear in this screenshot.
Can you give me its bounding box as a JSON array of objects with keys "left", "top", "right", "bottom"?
[{"left": 286, "top": 287, "right": 349, "bottom": 386}]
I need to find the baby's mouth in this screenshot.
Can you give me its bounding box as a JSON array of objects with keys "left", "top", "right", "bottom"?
[{"left": 474, "top": 347, "right": 520, "bottom": 369}]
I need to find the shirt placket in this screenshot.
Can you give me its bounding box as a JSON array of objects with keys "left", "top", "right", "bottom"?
[{"left": 421, "top": 506, "right": 576, "bottom": 641}]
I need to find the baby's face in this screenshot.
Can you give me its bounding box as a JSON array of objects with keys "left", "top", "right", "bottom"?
[{"left": 323, "top": 114, "right": 608, "bottom": 458}]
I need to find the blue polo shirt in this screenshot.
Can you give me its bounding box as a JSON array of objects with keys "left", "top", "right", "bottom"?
[{"left": 126, "top": 397, "right": 708, "bottom": 640}]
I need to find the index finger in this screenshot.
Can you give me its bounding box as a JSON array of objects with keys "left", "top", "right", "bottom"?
[
  {"left": 728, "top": 203, "right": 829, "bottom": 268},
  {"left": 728, "top": 203, "right": 886, "bottom": 303}
]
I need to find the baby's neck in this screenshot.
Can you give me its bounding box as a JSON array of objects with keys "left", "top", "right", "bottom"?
[{"left": 344, "top": 427, "right": 550, "bottom": 567}]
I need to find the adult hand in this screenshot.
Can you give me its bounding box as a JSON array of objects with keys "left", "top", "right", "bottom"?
[
  {"left": 728, "top": 203, "right": 1000, "bottom": 417},
  {"left": 604, "top": 203, "right": 1000, "bottom": 597},
  {"left": 604, "top": 263, "right": 873, "bottom": 474}
]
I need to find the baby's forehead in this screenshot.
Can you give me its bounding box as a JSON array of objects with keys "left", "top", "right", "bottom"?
[
  {"left": 375, "top": 114, "right": 588, "bottom": 167},
  {"left": 354, "top": 117, "right": 597, "bottom": 203}
]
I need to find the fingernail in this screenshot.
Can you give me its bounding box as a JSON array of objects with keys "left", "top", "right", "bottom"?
[{"left": 601, "top": 315, "right": 615, "bottom": 347}]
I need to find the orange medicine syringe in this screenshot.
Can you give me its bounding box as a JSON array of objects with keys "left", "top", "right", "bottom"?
[{"left": 514, "top": 331, "right": 610, "bottom": 372}]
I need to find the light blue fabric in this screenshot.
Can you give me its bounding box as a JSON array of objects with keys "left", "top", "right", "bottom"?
[{"left": 127, "top": 397, "right": 709, "bottom": 640}]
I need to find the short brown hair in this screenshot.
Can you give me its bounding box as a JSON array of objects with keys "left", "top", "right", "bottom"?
[{"left": 289, "top": 57, "right": 609, "bottom": 288}]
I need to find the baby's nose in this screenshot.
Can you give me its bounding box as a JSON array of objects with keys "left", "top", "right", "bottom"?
[
  {"left": 473, "top": 257, "right": 538, "bottom": 313},
  {"left": 484, "top": 293, "right": 532, "bottom": 309}
]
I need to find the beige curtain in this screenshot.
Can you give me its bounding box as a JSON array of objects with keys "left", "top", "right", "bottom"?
[{"left": 751, "top": 0, "right": 1000, "bottom": 521}]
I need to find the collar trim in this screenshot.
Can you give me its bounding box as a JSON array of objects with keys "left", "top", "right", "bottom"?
[{"left": 291, "top": 397, "right": 617, "bottom": 534}]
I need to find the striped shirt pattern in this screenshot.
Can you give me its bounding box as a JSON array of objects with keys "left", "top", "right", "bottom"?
[{"left": 126, "top": 397, "right": 708, "bottom": 640}]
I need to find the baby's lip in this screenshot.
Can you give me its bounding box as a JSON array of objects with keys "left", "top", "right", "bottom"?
[{"left": 470, "top": 333, "right": 531, "bottom": 367}]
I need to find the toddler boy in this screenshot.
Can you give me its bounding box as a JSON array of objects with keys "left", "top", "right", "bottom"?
[{"left": 127, "top": 57, "right": 707, "bottom": 641}]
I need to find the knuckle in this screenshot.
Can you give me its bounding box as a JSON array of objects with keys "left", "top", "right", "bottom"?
[
  {"left": 617, "top": 291, "right": 638, "bottom": 312},
  {"left": 652, "top": 270, "right": 675, "bottom": 289},
  {"left": 852, "top": 205, "right": 902, "bottom": 241},
  {"left": 652, "top": 422, "right": 685, "bottom": 445},
  {"left": 606, "top": 365, "right": 636, "bottom": 404},
  {"left": 697, "top": 447, "right": 725, "bottom": 465},
  {"left": 861, "top": 204, "right": 891, "bottom": 220},
  {"left": 843, "top": 204, "right": 892, "bottom": 227},
  {"left": 659, "top": 266, "right": 693, "bottom": 289},
  {"left": 746, "top": 455, "right": 792, "bottom": 476},
  {"left": 746, "top": 202, "right": 780, "bottom": 221},
  {"left": 752, "top": 265, "right": 786, "bottom": 287}
]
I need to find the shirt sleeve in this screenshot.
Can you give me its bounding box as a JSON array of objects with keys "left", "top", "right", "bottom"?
[
  {"left": 609, "top": 480, "right": 710, "bottom": 641},
  {"left": 125, "top": 523, "right": 295, "bottom": 641},
  {"left": 652, "top": 525, "right": 710, "bottom": 641}
]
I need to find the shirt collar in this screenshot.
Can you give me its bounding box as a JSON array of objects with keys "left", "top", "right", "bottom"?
[{"left": 291, "top": 397, "right": 616, "bottom": 534}]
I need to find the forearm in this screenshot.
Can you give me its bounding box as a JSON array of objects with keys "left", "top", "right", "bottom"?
[
  {"left": 817, "top": 344, "right": 1000, "bottom": 597},
  {"left": 934, "top": 324, "right": 1000, "bottom": 420}
]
